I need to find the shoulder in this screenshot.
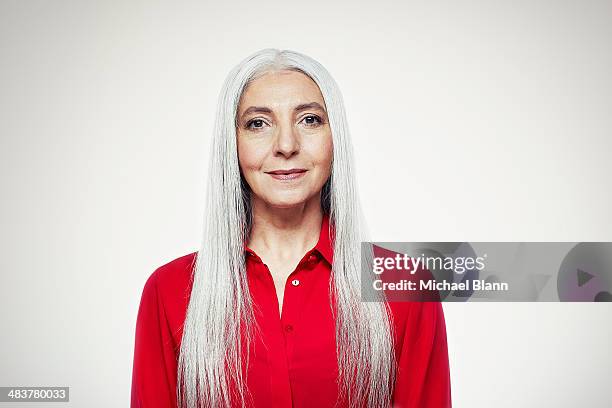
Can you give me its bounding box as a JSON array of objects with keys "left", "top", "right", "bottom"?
[
  {"left": 138, "top": 251, "right": 198, "bottom": 344},
  {"left": 140, "top": 251, "right": 198, "bottom": 312},
  {"left": 150, "top": 251, "right": 197, "bottom": 291}
]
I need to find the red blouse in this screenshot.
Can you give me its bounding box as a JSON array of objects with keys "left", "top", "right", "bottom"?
[{"left": 131, "top": 215, "right": 452, "bottom": 407}]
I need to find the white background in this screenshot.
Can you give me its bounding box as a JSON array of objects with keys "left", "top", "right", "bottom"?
[{"left": 1, "top": 0, "right": 611, "bottom": 406}]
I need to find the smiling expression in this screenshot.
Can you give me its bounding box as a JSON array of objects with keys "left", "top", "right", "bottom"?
[{"left": 236, "top": 70, "right": 333, "bottom": 209}]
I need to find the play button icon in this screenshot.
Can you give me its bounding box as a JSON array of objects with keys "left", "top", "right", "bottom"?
[{"left": 577, "top": 268, "right": 594, "bottom": 287}]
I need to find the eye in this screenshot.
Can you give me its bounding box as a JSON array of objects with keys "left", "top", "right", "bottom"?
[
  {"left": 301, "top": 114, "right": 323, "bottom": 127},
  {"left": 245, "top": 118, "right": 268, "bottom": 131}
]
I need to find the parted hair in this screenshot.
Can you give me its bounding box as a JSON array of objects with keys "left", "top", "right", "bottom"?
[{"left": 177, "top": 48, "right": 396, "bottom": 408}]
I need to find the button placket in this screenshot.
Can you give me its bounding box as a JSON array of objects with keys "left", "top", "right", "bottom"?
[
  {"left": 281, "top": 255, "right": 312, "bottom": 362},
  {"left": 282, "top": 275, "right": 300, "bottom": 338}
]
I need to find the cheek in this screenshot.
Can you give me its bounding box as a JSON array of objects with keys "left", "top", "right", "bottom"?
[
  {"left": 237, "top": 140, "right": 264, "bottom": 172},
  {"left": 317, "top": 135, "right": 334, "bottom": 174}
]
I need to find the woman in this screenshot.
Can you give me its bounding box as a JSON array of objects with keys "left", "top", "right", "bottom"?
[{"left": 131, "top": 48, "right": 451, "bottom": 408}]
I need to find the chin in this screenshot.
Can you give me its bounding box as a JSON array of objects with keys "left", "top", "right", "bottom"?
[
  {"left": 267, "top": 199, "right": 307, "bottom": 209},
  {"left": 264, "top": 193, "right": 311, "bottom": 209}
]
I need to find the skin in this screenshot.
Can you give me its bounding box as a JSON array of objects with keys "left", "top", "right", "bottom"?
[{"left": 236, "top": 69, "right": 333, "bottom": 315}]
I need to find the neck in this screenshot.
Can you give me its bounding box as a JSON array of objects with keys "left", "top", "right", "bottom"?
[{"left": 247, "top": 194, "right": 324, "bottom": 261}]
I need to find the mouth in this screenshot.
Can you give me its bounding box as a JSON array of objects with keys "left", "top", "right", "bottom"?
[{"left": 265, "top": 168, "right": 308, "bottom": 181}]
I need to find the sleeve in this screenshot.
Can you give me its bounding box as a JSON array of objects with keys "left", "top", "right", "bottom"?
[
  {"left": 131, "top": 270, "right": 178, "bottom": 408},
  {"left": 392, "top": 301, "right": 452, "bottom": 408}
]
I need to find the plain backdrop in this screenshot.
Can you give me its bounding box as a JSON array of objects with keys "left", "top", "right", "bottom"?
[{"left": 1, "top": 0, "right": 611, "bottom": 407}]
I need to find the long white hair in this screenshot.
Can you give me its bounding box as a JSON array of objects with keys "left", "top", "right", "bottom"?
[{"left": 177, "top": 48, "right": 396, "bottom": 408}]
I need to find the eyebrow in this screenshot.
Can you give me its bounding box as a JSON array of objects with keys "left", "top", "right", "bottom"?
[{"left": 240, "top": 102, "right": 327, "bottom": 120}]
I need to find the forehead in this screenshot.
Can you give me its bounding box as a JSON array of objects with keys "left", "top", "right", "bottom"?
[{"left": 238, "top": 70, "right": 325, "bottom": 110}]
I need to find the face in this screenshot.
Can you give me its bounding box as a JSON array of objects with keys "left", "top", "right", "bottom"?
[{"left": 236, "top": 70, "right": 333, "bottom": 209}]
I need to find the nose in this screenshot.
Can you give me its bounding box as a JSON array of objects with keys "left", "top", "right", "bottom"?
[{"left": 273, "top": 120, "right": 300, "bottom": 158}]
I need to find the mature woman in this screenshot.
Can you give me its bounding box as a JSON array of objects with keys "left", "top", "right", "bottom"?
[{"left": 131, "top": 48, "right": 451, "bottom": 408}]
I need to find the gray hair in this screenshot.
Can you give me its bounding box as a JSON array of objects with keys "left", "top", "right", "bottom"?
[{"left": 178, "top": 48, "right": 396, "bottom": 408}]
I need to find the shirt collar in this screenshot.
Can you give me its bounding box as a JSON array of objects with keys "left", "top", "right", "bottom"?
[
  {"left": 244, "top": 213, "right": 334, "bottom": 266},
  {"left": 314, "top": 213, "right": 334, "bottom": 265}
]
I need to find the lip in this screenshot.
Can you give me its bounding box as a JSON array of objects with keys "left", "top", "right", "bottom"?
[{"left": 265, "top": 168, "right": 307, "bottom": 181}]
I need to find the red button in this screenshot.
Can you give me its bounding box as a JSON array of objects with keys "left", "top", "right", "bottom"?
[
  {"left": 284, "top": 324, "right": 293, "bottom": 333},
  {"left": 304, "top": 253, "right": 319, "bottom": 268}
]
